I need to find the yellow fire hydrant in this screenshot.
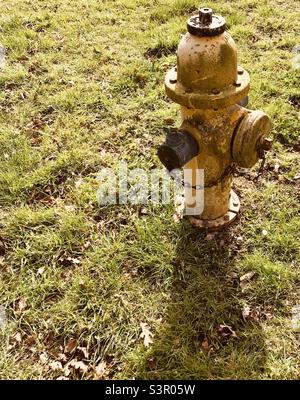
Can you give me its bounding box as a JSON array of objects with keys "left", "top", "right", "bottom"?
[{"left": 158, "top": 7, "right": 272, "bottom": 230}]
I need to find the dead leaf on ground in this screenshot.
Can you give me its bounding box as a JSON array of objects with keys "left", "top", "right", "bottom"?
[
  {"left": 240, "top": 270, "right": 256, "bottom": 281},
  {"left": 13, "top": 332, "right": 22, "bottom": 342},
  {"left": 293, "top": 143, "right": 300, "bottom": 152},
  {"left": 18, "top": 297, "right": 27, "bottom": 311},
  {"left": 37, "top": 267, "right": 45, "bottom": 275},
  {"left": 57, "top": 353, "right": 67, "bottom": 362},
  {"left": 49, "top": 360, "right": 63, "bottom": 371},
  {"left": 293, "top": 172, "right": 300, "bottom": 180},
  {"left": 65, "top": 338, "right": 77, "bottom": 354},
  {"left": 94, "top": 361, "right": 107, "bottom": 379},
  {"left": 78, "top": 346, "right": 89, "bottom": 359},
  {"left": 218, "top": 324, "right": 238, "bottom": 341},
  {"left": 226, "top": 271, "right": 238, "bottom": 281},
  {"left": 274, "top": 163, "right": 280, "bottom": 173},
  {"left": 44, "top": 330, "right": 55, "bottom": 344},
  {"left": 78, "top": 279, "right": 85, "bottom": 288},
  {"left": 67, "top": 359, "right": 88, "bottom": 374},
  {"left": 0, "top": 239, "right": 6, "bottom": 256},
  {"left": 140, "top": 322, "right": 153, "bottom": 348},
  {"left": 147, "top": 357, "right": 157, "bottom": 370},
  {"left": 66, "top": 256, "right": 81, "bottom": 265},
  {"left": 240, "top": 271, "right": 256, "bottom": 289},
  {"left": 9, "top": 332, "right": 22, "bottom": 349},
  {"left": 39, "top": 353, "right": 48, "bottom": 364},
  {"left": 242, "top": 304, "right": 251, "bottom": 320},
  {"left": 201, "top": 337, "right": 210, "bottom": 354},
  {"left": 25, "top": 334, "right": 37, "bottom": 346},
  {"left": 140, "top": 207, "right": 149, "bottom": 216},
  {"left": 243, "top": 305, "right": 273, "bottom": 323}
]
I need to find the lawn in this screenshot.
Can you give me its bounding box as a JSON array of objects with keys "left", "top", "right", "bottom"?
[{"left": 0, "top": 0, "right": 299, "bottom": 380}]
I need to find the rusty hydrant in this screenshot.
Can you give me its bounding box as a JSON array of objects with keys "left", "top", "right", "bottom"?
[{"left": 158, "top": 7, "right": 272, "bottom": 230}]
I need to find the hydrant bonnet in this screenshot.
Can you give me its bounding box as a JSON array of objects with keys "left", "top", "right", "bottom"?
[{"left": 165, "top": 8, "right": 250, "bottom": 109}]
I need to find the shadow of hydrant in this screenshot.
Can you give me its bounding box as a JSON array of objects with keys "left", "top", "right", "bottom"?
[{"left": 139, "top": 220, "right": 267, "bottom": 379}]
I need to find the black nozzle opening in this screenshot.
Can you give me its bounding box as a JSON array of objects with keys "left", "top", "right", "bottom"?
[{"left": 157, "top": 129, "right": 199, "bottom": 171}]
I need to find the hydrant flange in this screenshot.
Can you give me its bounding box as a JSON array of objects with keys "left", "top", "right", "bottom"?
[{"left": 165, "top": 65, "right": 250, "bottom": 110}]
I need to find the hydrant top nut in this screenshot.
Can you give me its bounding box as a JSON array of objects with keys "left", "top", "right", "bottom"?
[
  {"left": 187, "top": 8, "right": 226, "bottom": 37},
  {"left": 199, "top": 8, "right": 213, "bottom": 24}
]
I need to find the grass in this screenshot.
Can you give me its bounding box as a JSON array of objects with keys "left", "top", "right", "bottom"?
[{"left": 0, "top": 0, "right": 299, "bottom": 380}]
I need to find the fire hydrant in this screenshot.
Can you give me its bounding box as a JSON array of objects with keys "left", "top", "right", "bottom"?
[{"left": 158, "top": 7, "right": 272, "bottom": 230}]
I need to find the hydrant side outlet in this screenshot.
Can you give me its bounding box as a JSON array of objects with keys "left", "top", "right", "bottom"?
[
  {"left": 157, "top": 129, "right": 199, "bottom": 171},
  {"left": 158, "top": 7, "right": 273, "bottom": 230}
]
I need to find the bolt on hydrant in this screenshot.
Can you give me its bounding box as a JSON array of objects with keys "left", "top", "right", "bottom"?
[{"left": 158, "top": 7, "right": 273, "bottom": 230}]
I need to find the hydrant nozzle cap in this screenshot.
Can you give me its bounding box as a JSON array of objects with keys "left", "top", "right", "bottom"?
[
  {"left": 157, "top": 129, "right": 199, "bottom": 171},
  {"left": 187, "top": 7, "right": 226, "bottom": 36}
]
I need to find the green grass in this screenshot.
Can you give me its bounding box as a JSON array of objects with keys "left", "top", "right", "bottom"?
[{"left": 0, "top": 0, "right": 299, "bottom": 379}]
